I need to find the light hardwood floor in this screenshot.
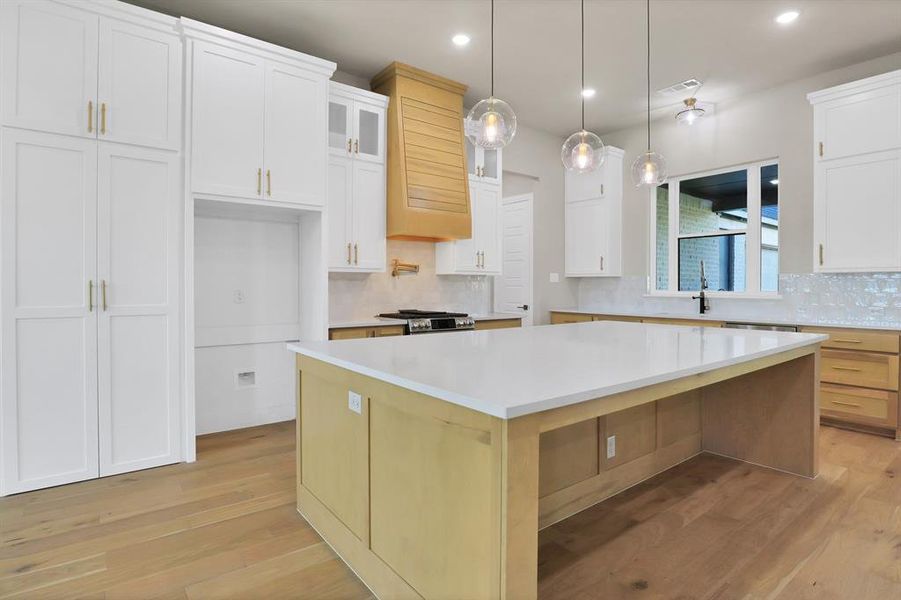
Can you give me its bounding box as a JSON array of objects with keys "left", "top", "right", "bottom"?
[{"left": 2, "top": 422, "right": 899, "bottom": 599}]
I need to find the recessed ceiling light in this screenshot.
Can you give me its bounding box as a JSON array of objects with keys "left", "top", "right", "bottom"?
[
  {"left": 775, "top": 11, "right": 799, "bottom": 25},
  {"left": 770, "top": 179, "right": 780, "bottom": 185},
  {"left": 581, "top": 88, "right": 596, "bottom": 98},
  {"left": 452, "top": 33, "right": 470, "bottom": 47}
]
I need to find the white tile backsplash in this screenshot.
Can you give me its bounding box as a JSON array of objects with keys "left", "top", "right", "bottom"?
[
  {"left": 329, "top": 240, "right": 493, "bottom": 322},
  {"left": 578, "top": 273, "right": 901, "bottom": 329}
]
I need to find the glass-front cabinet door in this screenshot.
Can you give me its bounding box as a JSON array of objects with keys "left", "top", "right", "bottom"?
[
  {"left": 465, "top": 136, "right": 478, "bottom": 178},
  {"left": 328, "top": 97, "right": 353, "bottom": 157},
  {"left": 353, "top": 102, "right": 385, "bottom": 163},
  {"left": 480, "top": 147, "right": 501, "bottom": 184}
]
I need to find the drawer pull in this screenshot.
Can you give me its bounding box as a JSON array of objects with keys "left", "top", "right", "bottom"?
[
  {"left": 829, "top": 400, "right": 862, "bottom": 408},
  {"left": 830, "top": 365, "right": 863, "bottom": 372},
  {"left": 832, "top": 338, "right": 863, "bottom": 344}
]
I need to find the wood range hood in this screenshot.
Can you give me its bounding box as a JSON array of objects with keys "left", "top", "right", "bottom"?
[{"left": 371, "top": 62, "right": 471, "bottom": 241}]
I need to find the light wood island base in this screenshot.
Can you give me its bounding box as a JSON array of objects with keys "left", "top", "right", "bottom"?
[{"left": 296, "top": 346, "right": 819, "bottom": 600}]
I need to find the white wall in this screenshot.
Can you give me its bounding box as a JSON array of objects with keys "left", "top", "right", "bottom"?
[
  {"left": 194, "top": 215, "right": 301, "bottom": 433},
  {"left": 601, "top": 51, "right": 901, "bottom": 277}
]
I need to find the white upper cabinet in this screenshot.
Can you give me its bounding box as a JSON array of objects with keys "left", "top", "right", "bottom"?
[
  {"left": 191, "top": 42, "right": 266, "bottom": 199},
  {"left": 1, "top": 0, "right": 181, "bottom": 148},
  {"left": 1, "top": 0, "right": 98, "bottom": 138},
  {"left": 436, "top": 179, "right": 502, "bottom": 275},
  {"left": 186, "top": 21, "right": 335, "bottom": 207},
  {"left": 564, "top": 146, "right": 623, "bottom": 277},
  {"left": 465, "top": 137, "right": 502, "bottom": 185},
  {"left": 98, "top": 17, "right": 182, "bottom": 149},
  {"left": 328, "top": 82, "right": 387, "bottom": 272},
  {"left": 809, "top": 71, "right": 901, "bottom": 272}
]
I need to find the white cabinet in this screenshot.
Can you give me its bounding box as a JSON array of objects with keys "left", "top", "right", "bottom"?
[
  {"left": 97, "top": 143, "right": 181, "bottom": 476},
  {"left": 436, "top": 179, "right": 503, "bottom": 275},
  {"left": 190, "top": 40, "right": 330, "bottom": 207},
  {"left": 0, "top": 130, "right": 182, "bottom": 495},
  {"left": 328, "top": 83, "right": 388, "bottom": 272},
  {"left": 809, "top": 71, "right": 901, "bottom": 272},
  {"left": 465, "top": 138, "right": 502, "bottom": 185},
  {"left": 564, "top": 146, "right": 624, "bottom": 277},
  {"left": 0, "top": 0, "right": 181, "bottom": 148}
]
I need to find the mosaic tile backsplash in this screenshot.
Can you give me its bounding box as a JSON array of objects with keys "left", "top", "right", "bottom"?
[
  {"left": 578, "top": 273, "right": 901, "bottom": 329},
  {"left": 329, "top": 240, "right": 493, "bottom": 322}
]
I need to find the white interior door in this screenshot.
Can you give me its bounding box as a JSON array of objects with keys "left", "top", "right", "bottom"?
[
  {"left": 264, "top": 61, "right": 326, "bottom": 206},
  {"left": 352, "top": 161, "right": 387, "bottom": 270},
  {"left": 494, "top": 194, "right": 533, "bottom": 325},
  {"left": 1, "top": 129, "right": 99, "bottom": 495},
  {"left": 817, "top": 150, "right": 901, "bottom": 271},
  {"left": 97, "top": 143, "right": 181, "bottom": 476},
  {"left": 98, "top": 17, "right": 181, "bottom": 150},
  {"left": 0, "top": 0, "right": 98, "bottom": 138},
  {"left": 327, "top": 156, "right": 353, "bottom": 269},
  {"left": 191, "top": 41, "right": 264, "bottom": 199}
]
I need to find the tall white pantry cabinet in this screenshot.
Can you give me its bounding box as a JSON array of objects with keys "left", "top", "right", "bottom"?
[{"left": 0, "top": 0, "right": 183, "bottom": 494}]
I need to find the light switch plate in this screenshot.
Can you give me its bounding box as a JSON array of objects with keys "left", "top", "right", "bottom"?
[
  {"left": 348, "top": 390, "right": 362, "bottom": 414},
  {"left": 549, "top": 272, "right": 560, "bottom": 283},
  {"left": 606, "top": 435, "right": 616, "bottom": 459}
]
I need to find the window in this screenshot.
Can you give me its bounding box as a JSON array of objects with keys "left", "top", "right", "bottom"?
[{"left": 651, "top": 160, "right": 779, "bottom": 296}]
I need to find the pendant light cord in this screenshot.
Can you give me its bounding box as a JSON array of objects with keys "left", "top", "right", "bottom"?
[
  {"left": 646, "top": 0, "right": 651, "bottom": 151},
  {"left": 580, "top": 0, "right": 585, "bottom": 131},
  {"left": 490, "top": 0, "right": 495, "bottom": 98}
]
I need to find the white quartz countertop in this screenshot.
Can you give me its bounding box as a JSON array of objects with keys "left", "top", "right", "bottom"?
[
  {"left": 551, "top": 308, "right": 901, "bottom": 332},
  {"left": 328, "top": 313, "right": 523, "bottom": 329},
  {"left": 289, "top": 321, "right": 827, "bottom": 419}
]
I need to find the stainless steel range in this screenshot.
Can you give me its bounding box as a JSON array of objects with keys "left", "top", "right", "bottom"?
[{"left": 377, "top": 309, "right": 475, "bottom": 335}]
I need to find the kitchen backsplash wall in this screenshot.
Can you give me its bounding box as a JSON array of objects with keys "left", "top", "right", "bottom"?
[
  {"left": 329, "top": 240, "right": 493, "bottom": 322},
  {"left": 578, "top": 273, "right": 901, "bottom": 328}
]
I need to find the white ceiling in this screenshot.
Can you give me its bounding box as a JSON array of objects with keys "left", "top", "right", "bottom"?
[{"left": 126, "top": 0, "right": 901, "bottom": 137}]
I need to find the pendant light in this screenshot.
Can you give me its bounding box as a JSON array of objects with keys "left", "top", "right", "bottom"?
[
  {"left": 466, "top": 0, "right": 516, "bottom": 149},
  {"left": 561, "top": 0, "right": 605, "bottom": 172},
  {"left": 630, "top": 0, "right": 667, "bottom": 187}
]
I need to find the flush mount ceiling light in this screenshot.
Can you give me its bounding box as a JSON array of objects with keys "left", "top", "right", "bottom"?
[
  {"left": 775, "top": 10, "right": 799, "bottom": 24},
  {"left": 562, "top": 0, "right": 605, "bottom": 172},
  {"left": 675, "top": 96, "right": 705, "bottom": 125},
  {"left": 581, "top": 88, "right": 596, "bottom": 98},
  {"left": 452, "top": 33, "right": 470, "bottom": 47},
  {"left": 466, "top": 0, "right": 516, "bottom": 149},
  {"left": 631, "top": 0, "right": 667, "bottom": 187}
]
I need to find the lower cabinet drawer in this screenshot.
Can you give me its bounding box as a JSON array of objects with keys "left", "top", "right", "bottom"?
[
  {"left": 820, "top": 384, "right": 898, "bottom": 427},
  {"left": 550, "top": 312, "right": 594, "bottom": 324},
  {"left": 821, "top": 350, "right": 899, "bottom": 391}
]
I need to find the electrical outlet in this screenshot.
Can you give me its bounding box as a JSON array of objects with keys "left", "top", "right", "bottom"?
[
  {"left": 606, "top": 435, "right": 616, "bottom": 459},
  {"left": 348, "top": 390, "right": 362, "bottom": 414},
  {"left": 549, "top": 272, "right": 560, "bottom": 283}
]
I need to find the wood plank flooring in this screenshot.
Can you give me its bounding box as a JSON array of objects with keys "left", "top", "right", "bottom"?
[{"left": 2, "top": 421, "right": 899, "bottom": 599}]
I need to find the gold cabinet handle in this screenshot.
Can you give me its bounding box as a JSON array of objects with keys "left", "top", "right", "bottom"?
[
  {"left": 818, "top": 243, "right": 824, "bottom": 266},
  {"left": 830, "top": 365, "right": 863, "bottom": 372},
  {"left": 347, "top": 138, "right": 352, "bottom": 153},
  {"left": 347, "top": 242, "right": 352, "bottom": 265},
  {"left": 830, "top": 400, "right": 862, "bottom": 408},
  {"left": 354, "top": 139, "right": 359, "bottom": 154},
  {"left": 266, "top": 169, "right": 271, "bottom": 196},
  {"left": 354, "top": 243, "right": 358, "bottom": 265},
  {"left": 88, "top": 280, "right": 94, "bottom": 312},
  {"left": 100, "top": 102, "right": 107, "bottom": 134},
  {"left": 88, "top": 101, "right": 93, "bottom": 133},
  {"left": 257, "top": 168, "right": 262, "bottom": 195},
  {"left": 101, "top": 280, "right": 108, "bottom": 311},
  {"left": 833, "top": 338, "right": 863, "bottom": 344}
]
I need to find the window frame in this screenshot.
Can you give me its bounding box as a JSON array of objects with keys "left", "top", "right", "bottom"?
[{"left": 647, "top": 159, "right": 780, "bottom": 298}]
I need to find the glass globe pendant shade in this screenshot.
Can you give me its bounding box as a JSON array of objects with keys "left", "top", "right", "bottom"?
[
  {"left": 630, "top": 151, "right": 667, "bottom": 187},
  {"left": 466, "top": 96, "right": 517, "bottom": 149},
  {"left": 675, "top": 97, "right": 705, "bottom": 126},
  {"left": 561, "top": 130, "right": 605, "bottom": 172}
]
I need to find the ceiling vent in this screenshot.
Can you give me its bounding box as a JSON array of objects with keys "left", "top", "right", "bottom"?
[{"left": 656, "top": 78, "right": 702, "bottom": 96}]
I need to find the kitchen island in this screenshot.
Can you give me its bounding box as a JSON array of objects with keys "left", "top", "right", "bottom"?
[{"left": 289, "top": 321, "right": 826, "bottom": 599}]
